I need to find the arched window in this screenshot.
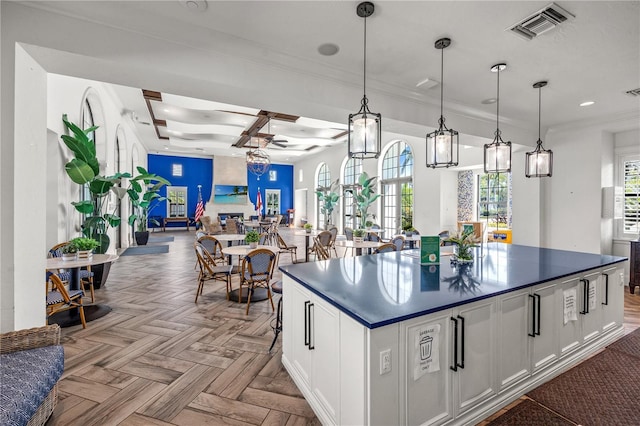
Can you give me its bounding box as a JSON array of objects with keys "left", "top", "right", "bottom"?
[
  {"left": 380, "top": 141, "right": 413, "bottom": 236},
  {"left": 315, "top": 163, "right": 331, "bottom": 229},
  {"left": 79, "top": 98, "right": 96, "bottom": 208},
  {"left": 342, "top": 157, "right": 363, "bottom": 230}
]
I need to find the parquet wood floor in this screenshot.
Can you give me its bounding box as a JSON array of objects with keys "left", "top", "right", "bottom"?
[{"left": 49, "top": 230, "right": 640, "bottom": 425}]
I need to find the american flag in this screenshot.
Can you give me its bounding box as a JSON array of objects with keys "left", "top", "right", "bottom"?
[
  {"left": 195, "top": 185, "right": 204, "bottom": 223},
  {"left": 255, "top": 188, "right": 263, "bottom": 216}
]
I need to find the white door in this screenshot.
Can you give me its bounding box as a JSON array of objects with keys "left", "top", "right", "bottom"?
[
  {"left": 497, "top": 288, "right": 531, "bottom": 391},
  {"left": 454, "top": 298, "right": 497, "bottom": 415},
  {"left": 531, "top": 282, "right": 559, "bottom": 372}
]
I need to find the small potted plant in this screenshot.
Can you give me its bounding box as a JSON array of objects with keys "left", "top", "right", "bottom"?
[
  {"left": 445, "top": 230, "right": 481, "bottom": 264},
  {"left": 70, "top": 237, "right": 100, "bottom": 259},
  {"left": 404, "top": 226, "right": 416, "bottom": 237},
  {"left": 61, "top": 242, "right": 78, "bottom": 261},
  {"left": 353, "top": 228, "right": 366, "bottom": 243},
  {"left": 304, "top": 223, "right": 313, "bottom": 234},
  {"left": 245, "top": 230, "right": 260, "bottom": 248}
]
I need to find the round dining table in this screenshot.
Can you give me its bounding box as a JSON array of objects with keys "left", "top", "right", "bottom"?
[
  {"left": 293, "top": 229, "right": 320, "bottom": 262},
  {"left": 46, "top": 253, "right": 119, "bottom": 327}
]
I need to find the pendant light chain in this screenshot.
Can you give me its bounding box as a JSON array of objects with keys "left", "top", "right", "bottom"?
[
  {"left": 495, "top": 68, "right": 500, "bottom": 139},
  {"left": 537, "top": 85, "right": 542, "bottom": 145},
  {"left": 363, "top": 13, "right": 367, "bottom": 104},
  {"left": 439, "top": 45, "right": 444, "bottom": 125}
]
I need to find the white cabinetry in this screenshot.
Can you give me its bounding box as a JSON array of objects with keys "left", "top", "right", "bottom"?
[
  {"left": 283, "top": 282, "right": 340, "bottom": 424},
  {"left": 601, "top": 266, "right": 625, "bottom": 334}
]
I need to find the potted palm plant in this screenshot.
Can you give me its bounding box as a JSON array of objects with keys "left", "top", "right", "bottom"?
[
  {"left": 445, "top": 229, "right": 481, "bottom": 263},
  {"left": 346, "top": 171, "right": 381, "bottom": 230},
  {"left": 316, "top": 179, "right": 340, "bottom": 229},
  {"left": 245, "top": 230, "right": 260, "bottom": 248},
  {"left": 127, "top": 166, "right": 170, "bottom": 245}
]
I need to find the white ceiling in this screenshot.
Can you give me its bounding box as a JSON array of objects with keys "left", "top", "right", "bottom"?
[{"left": 21, "top": 0, "right": 640, "bottom": 161}]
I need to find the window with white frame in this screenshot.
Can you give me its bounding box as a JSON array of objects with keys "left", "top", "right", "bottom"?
[
  {"left": 316, "top": 163, "right": 331, "bottom": 229},
  {"left": 623, "top": 156, "right": 640, "bottom": 237},
  {"left": 477, "top": 172, "right": 511, "bottom": 231},
  {"left": 342, "top": 157, "right": 362, "bottom": 230},
  {"left": 381, "top": 141, "right": 413, "bottom": 236}
]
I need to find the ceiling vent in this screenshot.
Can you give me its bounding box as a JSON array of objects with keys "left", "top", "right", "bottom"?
[
  {"left": 507, "top": 3, "right": 575, "bottom": 41},
  {"left": 625, "top": 88, "right": 640, "bottom": 97}
]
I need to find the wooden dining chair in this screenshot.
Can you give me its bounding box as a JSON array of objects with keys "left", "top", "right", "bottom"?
[
  {"left": 390, "top": 235, "right": 406, "bottom": 251},
  {"left": 47, "top": 273, "right": 86, "bottom": 329},
  {"left": 194, "top": 242, "right": 234, "bottom": 302},
  {"left": 48, "top": 242, "right": 95, "bottom": 302},
  {"left": 225, "top": 218, "right": 239, "bottom": 234},
  {"left": 328, "top": 226, "right": 339, "bottom": 257},
  {"left": 313, "top": 236, "right": 332, "bottom": 260},
  {"left": 308, "top": 230, "right": 332, "bottom": 261},
  {"left": 374, "top": 242, "right": 397, "bottom": 254},
  {"left": 197, "top": 235, "right": 226, "bottom": 265},
  {"left": 276, "top": 232, "right": 298, "bottom": 264},
  {"left": 239, "top": 248, "right": 277, "bottom": 315}
]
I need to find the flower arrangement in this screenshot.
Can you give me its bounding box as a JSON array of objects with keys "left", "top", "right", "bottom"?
[
  {"left": 245, "top": 230, "right": 260, "bottom": 243},
  {"left": 445, "top": 230, "right": 480, "bottom": 262}
]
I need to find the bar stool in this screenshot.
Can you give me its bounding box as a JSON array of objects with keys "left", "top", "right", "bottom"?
[{"left": 269, "top": 280, "right": 283, "bottom": 353}]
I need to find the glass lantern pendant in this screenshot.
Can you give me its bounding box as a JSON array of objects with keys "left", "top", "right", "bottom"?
[
  {"left": 525, "top": 81, "right": 553, "bottom": 178},
  {"left": 484, "top": 63, "right": 512, "bottom": 174},
  {"left": 427, "top": 37, "right": 459, "bottom": 168},
  {"left": 348, "top": 2, "right": 382, "bottom": 160}
]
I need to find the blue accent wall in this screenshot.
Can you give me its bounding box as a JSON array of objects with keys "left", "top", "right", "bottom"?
[
  {"left": 147, "top": 154, "right": 213, "bottom": 221},
  {"left": 247, "top": 164, "right": 294, "bottom": 216},
  {"left": 147, "top": 154, "right": 294, "bottom": 226}
]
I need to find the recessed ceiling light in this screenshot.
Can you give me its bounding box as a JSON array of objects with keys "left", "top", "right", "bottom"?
[
  {"left": 318, "top": 43, "right": 339, "bottom": 56},
  {"left": 195, "top": 148, "right": 204, "bottom": 151},
  {"left": 580, "top": 101, "right": 595, "bottom": 107},
  {"left": 164, "top": 146, "right": 169, "bottom": 150},
  {"left": 482, "top": 98, "right": 497, "bottom": 105}
]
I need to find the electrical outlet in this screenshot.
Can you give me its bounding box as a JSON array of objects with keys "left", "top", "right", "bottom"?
[
  {"left": 380, "top": 349, "right": 391, "bottom": 375},
  {"left": 620, "top": 272, "right": 625, "bottom": 285}
]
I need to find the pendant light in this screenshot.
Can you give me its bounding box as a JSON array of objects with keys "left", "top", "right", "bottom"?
[
  {"left": 348, "top": 1, "right": 381, "bottom": 160},
  {"left": 484, "top": 63, "right": 512, "bottom": 173},
  {"left": 426, "top": 37, "right": 459, "bottom": 168},
  {"left": 525, "top": 81, "right": 553, "bottom": 178}
]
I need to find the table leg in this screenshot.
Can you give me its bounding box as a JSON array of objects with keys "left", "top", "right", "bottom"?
[{"left": 305, "top": 235, "right": 310, "bottom": 262}]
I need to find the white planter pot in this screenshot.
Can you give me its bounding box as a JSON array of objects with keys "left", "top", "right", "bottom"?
[
  {"left": 249, "top": 242, "right": 258, "bottom": 249},
  {"left": 77, "top": 250, "right": 93, "bottom": 259},
  {"left": 62, "top": 253, "right": 77, "bottom": 261}
]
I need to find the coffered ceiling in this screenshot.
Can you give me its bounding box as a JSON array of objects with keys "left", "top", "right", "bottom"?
[{"left": 19, "top": 1, "right": 640, "bottom": 161}]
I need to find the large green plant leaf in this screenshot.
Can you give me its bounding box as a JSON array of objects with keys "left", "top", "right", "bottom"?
[
  {"left": 71, "top": 200, "right": 94, "bottom": 214},
  {"left": 104, "top": 214, "right": 121, "bottom": 228},
  {"left": 89, "top": 176, "right": 115, "bottom": 195},
  {"left": 65, "top": 158, "right": 96, "bottom": 185}
]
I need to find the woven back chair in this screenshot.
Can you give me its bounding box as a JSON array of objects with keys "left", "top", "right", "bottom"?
[
  {"left": 328, "top": 226, "right": 339, "bottom": 257},
  {"left": 47, "top": 274, "right": 86, "bottom": 329},
  {"left": 276, "top": 232, "right": 298, "bottom": 264},
  {"left": 239, "top": 248, "right": 277, "bottom": 314},
  {"left": 366, "top": 232, "right": 381, "bottom": 242},
  {"left": 308, "top": 230, "right": 332, "bottom": 261},
  {"left": 390, "top": 235, "right": 406, "bottom": 251},
  {"left": 194, "top": 242, "right": 233, "bottom": 302},
  {"left": 374, "top": 243, "right": 397, "bottom": 254},
  {"left": 344, "top": 227, "right": 354, "bottom": 241},
  {"left": 225, "top": 218, "right": 239, "bottom": 234},
  {"left": 313, "top": 236, "right": 331, "bottom": 260},
  {"left": 197, "top": 235, "right": 226, "bottom": 264}
]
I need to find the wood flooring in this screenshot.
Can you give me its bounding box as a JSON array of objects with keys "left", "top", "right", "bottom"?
[{"left": 49, "top": 230, "right": 640, "bottom": 425}]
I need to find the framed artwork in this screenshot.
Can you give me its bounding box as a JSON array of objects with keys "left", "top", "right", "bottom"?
[
  {"left": 265, "top": 189, "right": 281, "bottom": 216},
  {"left": 214, "top": 184, "right": 248, "bottom": 204}
]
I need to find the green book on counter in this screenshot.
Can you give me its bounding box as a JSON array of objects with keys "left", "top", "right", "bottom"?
[{"left": 420, "top": 236, "right": 440, "bottom": 265}]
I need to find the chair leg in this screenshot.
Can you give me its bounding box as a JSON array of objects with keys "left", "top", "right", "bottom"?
[
  {"left": 267, "top": 286, "right": 274, "bottom": 312},
  {"left": 245, "top": 284, "right": 254, "bottom": 315},
  {"left": 78, "top": 304, "right": 87, "bottom": 329},
  {"left": 269, "top": 296, "right": 283, "bottom": 353},
  {"left": 195, "top": 279, "right": 204, "bottom": 302}
]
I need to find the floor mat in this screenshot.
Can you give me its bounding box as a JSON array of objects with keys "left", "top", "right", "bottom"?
[
  {"left": 487, "top": 399, "right": 574, "bottom": 426},
  {"left": 607, "top": 327, "right": 640, "bottom": 360},
  {"left": 121, "top": 245, "right": 169, "bottom": 256},
  {"left": 527, "top": 349, "right": 640, "bottom": 426}
]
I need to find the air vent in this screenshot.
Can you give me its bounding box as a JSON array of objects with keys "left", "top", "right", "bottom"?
[
  {"left": 507, "top": 3, "right": 574, "bottom": 41},
  {"left": 625, "top": 88, "right": 640, "bottom": 97}
]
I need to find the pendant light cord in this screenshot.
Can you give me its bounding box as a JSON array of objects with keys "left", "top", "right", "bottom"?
[
  {"left": 362, "top": 14, "right": 367, "bottom": 106},
  {"left": 538, "top": 86, "right": 542, "bottom": 145},
  {"left": 495, "top": 68, "right": 500, "bottom": 137},
  {"left": 440, "top": 45, "right": 444, "bottom": 122}
]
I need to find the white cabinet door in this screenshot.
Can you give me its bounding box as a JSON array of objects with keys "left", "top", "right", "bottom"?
[
  {"left": 580, "top": 271, "right": 602, "bottom": 344},
  {"left": 287, "top": 281, "right": 313, "bottom": 389},
  {"left": 310, "top": 296, "right": 340, "bottom": 423},
  {"left": 557, "top": 276, "right": 582, "bottom": 357},
  {"left": 601, "top": 267, "right": 624, "bottom": 334},
  {"left": 531, "top": 282, "right": 558, "bottom": 373},
  {"left": 404, "top": 312, "right": 453, "bottom": 426},
  {"left": 454, "top": 298, "right": 497, "bottom": 415},
  {"left": 497, "top": 288, "right": 531, "bottom": 391}
]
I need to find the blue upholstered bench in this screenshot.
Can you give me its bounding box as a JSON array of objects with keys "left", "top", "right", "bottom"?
[{"left": 0, "top": 325, "right": 64, "bottom": 426}]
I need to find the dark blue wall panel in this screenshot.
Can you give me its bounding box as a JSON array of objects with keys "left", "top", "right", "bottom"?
[
  {"left": 147, "top": 154, "right": 213, "bottom": 222},
  {"left": 247, "top": 164, "right": 294, "bottom": 217}
]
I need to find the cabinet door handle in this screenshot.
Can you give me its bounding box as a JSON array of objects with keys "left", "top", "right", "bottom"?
[
  {"left": 457, "top": 315, "right": 465, "bottom": 369},
  {"left": 308, "top": 303, "right": 315, "bottom": 350},
  {"left": 304, "top": 300, "right": 310, "bottom": 346},
  {"left": 450, "top": 316, "right": 458, "bottom": 372},
  {"left": 535, "top": 293, "right": 541, "bottom": 336},
  {"left": 580, "top": 279, "right": 589, "bottom": 315},
  {"left": 528, "top": 294, "right": 536, "bottom": 337},
  {"left": 602, "top": 273, "right": 609, "bottom": 306}
]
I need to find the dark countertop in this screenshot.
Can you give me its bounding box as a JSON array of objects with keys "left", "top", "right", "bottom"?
[{"left": 279, "top": 243, "right": 627, "bottom": 329}]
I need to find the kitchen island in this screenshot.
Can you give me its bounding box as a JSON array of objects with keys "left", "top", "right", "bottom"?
[{"left": 279, "top": 243, "right": 627, "bottom": 426}]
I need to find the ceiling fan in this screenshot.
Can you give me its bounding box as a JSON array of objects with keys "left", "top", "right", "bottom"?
[{"left": 121, "top": 108, "right": 151, "bottom": 126}]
